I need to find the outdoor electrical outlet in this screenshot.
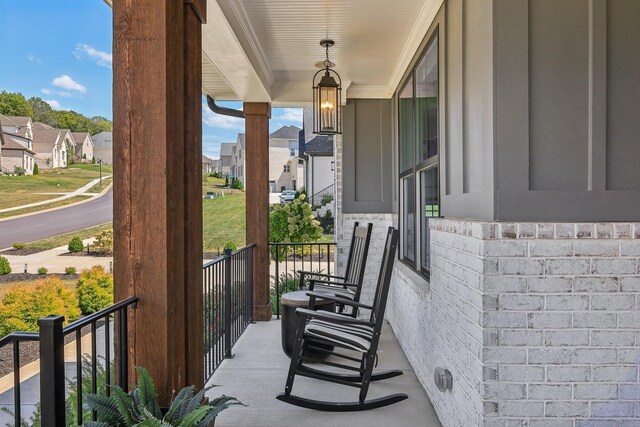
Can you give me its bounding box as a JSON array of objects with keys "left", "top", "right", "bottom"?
[{"left": 434, "top": 367, "right": 453, "bottom": 392}]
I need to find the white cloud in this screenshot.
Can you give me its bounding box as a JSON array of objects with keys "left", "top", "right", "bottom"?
[
  {"left": 277, "top": 108, "right": 303, "bottom": 123},
  {"left": 73, "top": 43, "right": 112, "bottom": 68},
  {"left": 41, "top": 88, "right": 74, "bottom": 98},
  {"left": 52, "top": 75, "right": 86, "bottom": 94},
  {"left": 203, "top": 135, "right": 222, "bottom": 159},
  {"left": 45, "top": 99, "right": 62, "bottom": 110},
  {"left": 26, "top": 54, "right": 41, "bottom": 63},
  {"left": 202, "top": 105, "right": 244, "bottom": 130}
]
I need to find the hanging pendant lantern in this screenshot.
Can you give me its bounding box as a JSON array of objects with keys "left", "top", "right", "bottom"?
[{"left": 313, "top": 39, "right": 342, "bottom": 135}]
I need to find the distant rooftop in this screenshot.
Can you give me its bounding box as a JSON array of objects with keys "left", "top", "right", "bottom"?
[{"left": 270, "top": 125, "right": 301, "bottom": 140}]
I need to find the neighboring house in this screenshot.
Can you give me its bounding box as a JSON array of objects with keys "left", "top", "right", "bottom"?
[
  {"left": 234, "top": 133, "right": 246, "bottom": 186},
  {"left": 211, "top": 158, "right": 221, "bottom": 174},
  {"left": 92, "top": 132, "right": 113, "bottom": 164},
  {"left": 0, "top": 114, "right": 33, "bottom": 140},
  {"left": 268, "top": 125, "right": 302, "bottom": 192},
  {"left": 202, "top": 155, "right": 213, "bottom": 174},
  {"left": 31, "top": 127, "right": 69, "bottom": 169},
  {"left": 302, "top": 135, "right": 333, "bottom": 200},
  {"left": 219, "top": 142, "right": 235, "bottom": 176},
  {"left": 72, "top": 132, "right": 94, "bottom": 162},
  {"left": 0, "top": 134, "right": 36, "bottom": 175}
]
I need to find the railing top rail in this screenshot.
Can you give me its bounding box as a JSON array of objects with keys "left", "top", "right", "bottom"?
[
  {"left": 203, "top": 243, "right": 257, "bottom": 269},
  {"left": 0, "top": 331, "right": 40, "bottom": 347},
  {"left": 63, "top": 296, "right": 138, "bottom": 333},
  {"left": 268, "top": 242, "right": 336, "bottom": 247},
  {"left": 310, "top": 183, "right": 335, "bottom": 197},
  {"left": 0, "top": 296, "right": 138, "bottom": 347}
]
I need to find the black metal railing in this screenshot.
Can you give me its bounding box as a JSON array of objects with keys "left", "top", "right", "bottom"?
[
  {"left": 269, "top": 242, "right": 336, "bottom": 318},
  {"left": 203, "top": 244, "right": 255, "bottom": 381},
  {"left": 0, "top": 296, "right": 137, "bottom": 426},
  {"left": 309, "top": 184, "right": 335, "bottom": 208}
]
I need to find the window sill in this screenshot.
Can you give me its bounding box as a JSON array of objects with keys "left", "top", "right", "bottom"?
[{"left": 393, "top": 260, "right": 431, "bottom": 300}]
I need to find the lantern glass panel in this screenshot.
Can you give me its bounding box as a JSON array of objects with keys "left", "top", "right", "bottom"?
[{"left": 319, "top": 86, "right": 337, "bottom": 133}]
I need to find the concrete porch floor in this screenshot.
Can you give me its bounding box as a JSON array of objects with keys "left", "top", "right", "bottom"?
[{"left": 206, "top": 319, "right": 442, "bottom": 427}]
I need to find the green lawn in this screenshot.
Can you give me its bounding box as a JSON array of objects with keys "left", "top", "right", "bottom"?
[
  {"left": 0, "top": 195, "right": 93, "bottom": 219},
  {"left": 0, "top": 166, "right": 112, "bottom": 210},
  {"left": 69, "top": 163, "right": 114, "bottom": 174},
  {"left": 203, "top": 193, "right": 247, "bottom": 252}
]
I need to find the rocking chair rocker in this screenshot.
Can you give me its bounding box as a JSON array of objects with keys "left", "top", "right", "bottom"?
[
  {"left": 297, "top": 222, "right": 373, "bottom": 317},
  {"left": 277, "top": 227, "right": 407, "bottom": 411}
]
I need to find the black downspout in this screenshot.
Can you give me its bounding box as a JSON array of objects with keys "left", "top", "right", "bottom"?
[{"left": 206, "top": 95, "right": 245, "bottom": 119}]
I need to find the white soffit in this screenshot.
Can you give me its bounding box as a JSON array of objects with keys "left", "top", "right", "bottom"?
[{"left": 205, "top": 0, "right": 442, "bottom": 104}]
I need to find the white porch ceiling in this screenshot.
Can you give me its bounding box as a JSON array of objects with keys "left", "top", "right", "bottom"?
[{"left": 202, "top": 0, "right": 443, "bottom": 106}]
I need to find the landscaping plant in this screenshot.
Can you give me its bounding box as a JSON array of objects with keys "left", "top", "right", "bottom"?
[
  {"left": 65, "top": 266, "right": 77, "bottom": 275},
  {"left": 269, "top": 194, "right": 322, "bottom": 261},
  {"left": 33, "top": 163, "right": 39, "bottom": 175},
  {"left": 37, "top": 267, "right": 48, "bottom": 275},
  {"left": 0, "top": 277, "right": 80, "bottom": 336},
  {"left": 12, "top": 242, "right": 26, "bottom": 250},
  {"left": 76, "top": 265, "right": 114, "bottom": 314},
  {"left": 84, "top": 367, "right": 242, "bottom": 426},
  {"left": 93, "top": 229, "right": 114, "bottom": 254},
  {"left": 68, "top": 236, "right": 84, "bottom": 253},
  {"left": 0, "top": 256, "right": 11, "bottom": 275}
]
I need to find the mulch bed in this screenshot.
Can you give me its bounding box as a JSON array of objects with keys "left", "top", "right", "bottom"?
[
  {"left": 59, "top": 251, "right": 112, "bottom": 257},
  {"left": 0, "top": 247, "right": 43, "bottom": 256},
  {"left": 0, "top": 273, "right": 79, "bottom": 284}
]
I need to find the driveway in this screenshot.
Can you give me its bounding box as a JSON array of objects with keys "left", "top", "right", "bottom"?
[{"left": 0, "top": 188, "right": 113, "bottom": 249}]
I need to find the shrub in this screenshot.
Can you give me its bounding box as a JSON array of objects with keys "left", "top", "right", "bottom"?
[
  {"left": 12, "top": 243, "right": 25, "bottom": 250},
  {"left": 0, "top": 256, "right": 11, "bottom": 275},
  {"left": 91, "top": 156, "right": 96, "bottom": 164},
  {"left": 33, "top": 163, "right": 39, "bottom": 175},
  {"left": 269, "top": 193, "right": 323, "bottom": 261},
  {"left": 92, "top": 229, "right": 113, "bottom": 254},
  {"left": 13, "top": 166, "right": 25, "bottom": 176},
  {"left": 68, "top": 236, "right": 84, "bottom": 253},
  {"left": 76, "top": 265, "right": 113, "bottom": 315},
  {"left": 224, "top": 175, "right": 229, "bottom": 187},
  {"left": 65, "top": 266, "right": 77, "bottom": 275},
  {"left": 0, "top": 277, "right": 80, "bottom": 336},
  {"left": 37, "top": 267, "right": 48, "bottom": 275}
]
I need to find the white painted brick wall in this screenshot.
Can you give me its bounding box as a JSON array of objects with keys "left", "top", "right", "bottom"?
[{"left": 386, "top": 218, "right": 640, "bottom": 426}]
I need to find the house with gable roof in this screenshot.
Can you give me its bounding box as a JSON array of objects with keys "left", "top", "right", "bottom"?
[
  {"left": 92, "top": 131, "right": 113, "bottom": 164},
  {"left": 72, "top": 132, "right": 94, "bottom": 162},
  {"left": 32, "top": 127, "right": 72, "bottom": 168}
]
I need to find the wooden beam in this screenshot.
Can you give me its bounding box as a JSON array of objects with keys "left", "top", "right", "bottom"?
[
  {"left": 113, "top": 0, "right": 205, "bottom": 404},
  {"left": 244, "top": 102, "right": 272, "bottom": 321}
]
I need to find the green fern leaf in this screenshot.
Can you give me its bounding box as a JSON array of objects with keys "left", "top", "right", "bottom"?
[
  {"left": 136, "top": 367, "right": 162, "bottom": 418},
  {"left": 177, "top": 407, "right": 210, "bottom": 427},
  {"left": 165, "top": 386, "right": 195, "bottom": 423},
  {"left": 83, "top": 392, "right": 124, "bottom": 425}
]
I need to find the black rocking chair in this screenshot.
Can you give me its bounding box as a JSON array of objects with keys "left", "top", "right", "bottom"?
[
  {"left": 277, "top": 227, "right": 407, "bottom": 411},
  {"left": 297, "top": 222, "right": 373, "bottom": 317}
]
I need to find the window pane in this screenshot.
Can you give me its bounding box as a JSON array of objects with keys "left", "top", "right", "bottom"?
[
  {"left": 399, "top": 78, "right": 414, "bottom": 173},
  {"left": 421, "top": 166, "right": 439, "bottom": 272},
  {"left": 416, "top": 36, "right": 439, "bottom": 163},
  {"left": 402, "top": 176, "right": 415, "bottom": 262}
]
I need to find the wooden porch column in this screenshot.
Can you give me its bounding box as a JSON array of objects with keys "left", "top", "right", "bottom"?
[
  {"left": 244, "top": 102, "right": 272, "bottom": 321},
  {"left": 113, "top": 0, "right": 206, "bottom": 404}
]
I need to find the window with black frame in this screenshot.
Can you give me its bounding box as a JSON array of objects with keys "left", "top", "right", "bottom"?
[{"left": 398, "top": 32, "right": 440, "bottom": 277}]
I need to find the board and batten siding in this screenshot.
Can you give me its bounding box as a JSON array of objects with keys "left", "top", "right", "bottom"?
[{"left": 494, "top": 0, "right": 640, "bottom": 221}]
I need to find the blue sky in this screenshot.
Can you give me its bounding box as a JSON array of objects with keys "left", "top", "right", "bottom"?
[{"left": 0, "top": 0, "right": 303, "bottom": 160}]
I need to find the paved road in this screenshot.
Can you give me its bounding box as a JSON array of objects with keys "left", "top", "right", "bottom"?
[{"left": 0, "top": 189, "right": 113, "bottom": 249}]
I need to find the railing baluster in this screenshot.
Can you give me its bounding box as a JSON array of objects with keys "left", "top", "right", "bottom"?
[
  {"left": 91, "top": 323, "right": 97, "bottom": 420},
  {"left": 13, "top": 341, "right": 20, "bottom": 426},
  {"left": 118, "top": 307, "right": 129, "bottom": 392},
  {"left": 105, "top": 314, "right": 111, "bottom": 397},
  {"left": 76, "top": 329, "right": 83, "bottom": 425}
]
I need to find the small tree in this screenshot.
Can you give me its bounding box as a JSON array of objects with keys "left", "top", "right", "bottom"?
[
  {"left": 0, "top": 256, "right": 11, "bottom": 275},
  {"left": 224, "top": 175, "right": 229, "bottom": 187},
  {"left": 91, "top": 156, "right": 96, "bottom": 164},
  {"left": 93, "top": 230, "right": 113, "bottom": 254},
  {"left": 33, "top": 163, "right": 39, "bottom": 175},
  {"left": 68, "top": 236, "right": 84, "bottom": 253},
  {"left": 76, "top": 265, "right": 113, "bottom": 314},
  {"left": 269, "top": 194, "right": 323, "bottom": 261}
]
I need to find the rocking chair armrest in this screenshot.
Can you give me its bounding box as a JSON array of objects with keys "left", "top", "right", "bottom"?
[
  {"left": 307, "top": 279, "right": 359, "bottom": 289},
  {"left": 295, "top": 308, "right": 374, "bottom": 326},
  {"left": 305, "top": 292, "right": 372, "bottom": 310},
  {"left": 297, "top": 270, "right": 347, "bottom": 281}
]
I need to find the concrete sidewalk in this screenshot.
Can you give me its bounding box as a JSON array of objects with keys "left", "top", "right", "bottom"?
[
  {"left": 0, "top": 176, "right": 112, "bottom": 214},
  {"left": 3, "top": 238, "right": 112, "bottom": 275}
]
